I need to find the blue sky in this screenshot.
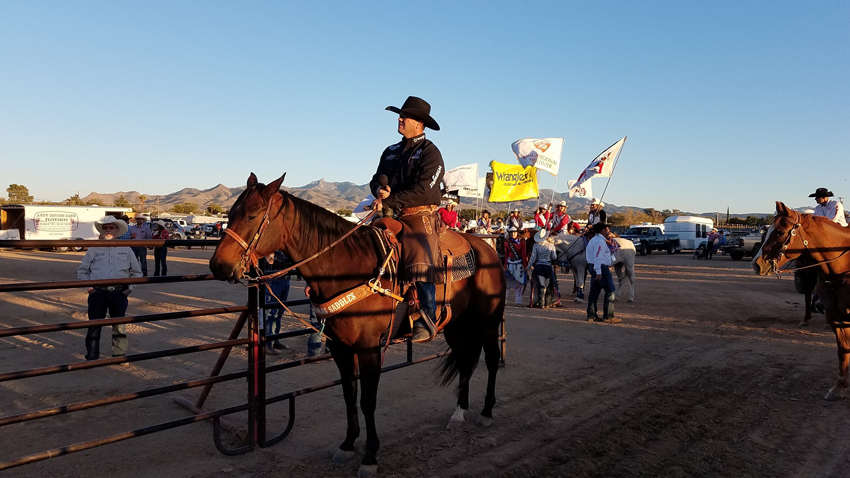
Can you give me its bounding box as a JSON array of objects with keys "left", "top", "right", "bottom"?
[{"left": 1, "top": 1, "right": 847, "bottom": 213}]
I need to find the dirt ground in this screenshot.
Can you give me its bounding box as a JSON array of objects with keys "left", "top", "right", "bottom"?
[{"left": 1, "top": 246, "right": 849, "bottom": 478}]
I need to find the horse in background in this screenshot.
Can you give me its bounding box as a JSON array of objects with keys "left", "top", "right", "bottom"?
[
  {"left": 209, "top": 173, "right": 506, "bottom": 477},
  {"left": 554, "top": 235, "right": 637, "bottom": 303},
  {"left": 753, "top": 202, "right": 850, "bottom": 400}
]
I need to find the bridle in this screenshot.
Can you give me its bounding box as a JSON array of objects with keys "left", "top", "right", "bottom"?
[
  {"left": 223, "top": 191, "right": 280, "bottom": 278},
  {"left": 762, "top": 212, "right": 806, "bottom": 275},
  {"left": 762, "top": 211, "right": 850, "bottom": 276}
]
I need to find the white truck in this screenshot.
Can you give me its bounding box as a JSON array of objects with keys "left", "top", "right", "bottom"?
[{"left": 0, "top": 204, "right": 133, "bottom": 251}]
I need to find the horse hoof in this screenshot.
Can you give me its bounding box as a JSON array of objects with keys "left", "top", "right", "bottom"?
[
  {"left": 357, "top": 464, "right": 379, "bottom": 478},
  {"left": 574, "top": 298, "right": 584, "bottom": 304},
  {"left": 446, "top": 405, "right": 465, "bottom": 430},
  {"left": 825, "top": 388, "right": 844, "bottom": 401},
  {"left": 475, "top": 414, "right": 492, "bottom": 428},
  {"left": 332, "top": 449, "right": 355, "bottom": 463},
  {"left": 627, "top": 298, "right": 634, "bottom": 303},
  {"left": 799, "top": 321, "right": 809, "bottom": 328}
]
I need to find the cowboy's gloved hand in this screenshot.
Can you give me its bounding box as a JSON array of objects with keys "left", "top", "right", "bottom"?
[{"left": 377, "top": 186, "right": 391, "bottom": 200}]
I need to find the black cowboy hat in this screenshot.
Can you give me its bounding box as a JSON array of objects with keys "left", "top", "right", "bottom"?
[
  {"left": 593, "top": 222, "right": 610, "bottom": 233},
  {"left": 386, "top": 96, "right": 440, "bottom": 131},
  {"left": 808, "top": 187, "right": 834, "bottom": 198}
]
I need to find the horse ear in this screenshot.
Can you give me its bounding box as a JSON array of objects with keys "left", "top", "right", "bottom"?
[
  {"left": 775, "top": 201, "right": 791, "bottom": 216},
  {"left": 262, "top": 173, "right": 286, "bottom": 201},
  {"left": 247, "top": 173, "right": 258, "bottom": 187}
]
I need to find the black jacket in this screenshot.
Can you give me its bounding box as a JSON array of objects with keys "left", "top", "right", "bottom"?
[{"left": 370, "top": 133, "right": 445, "bottom": 210}]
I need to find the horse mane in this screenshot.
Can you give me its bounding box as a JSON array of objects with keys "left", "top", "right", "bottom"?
[{"left": 280, "top": 190, "right": 378, "bottom": 257}]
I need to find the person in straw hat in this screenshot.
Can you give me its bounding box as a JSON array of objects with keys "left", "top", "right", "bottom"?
[
  {"left": 587, "top": 198, "right": 607, "bottom": 227},
  {"left": 526, "top": 228, "right": 558, "bottom": 308},
  {"left": 507, "top": 208, "right": 523, "bottom": 232},
  {"left": 77, "top": 216, "right": 142, "bottom": 360},
  {"left": 437, "top": 199, "right": 460, "bottom": 230},
  {"left": 810, "top": 187, "right": 848, "bottom": 226},
  {"left": 548, "top": 200, "right": 572, "bottom": 237},
  {"left": 369, "top": 96, "right": 445, "bottom": 342},
  {"left": 585, "top": 222, "right": 621, "bottom": 323}
]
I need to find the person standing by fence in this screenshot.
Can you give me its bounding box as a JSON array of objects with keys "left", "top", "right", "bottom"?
[
  {"left": 151, "top": 220, "right": 170, "bottom": 276},
  {"left": 260, "top": 250, "right": 292, "bottom": 355},
  {"left": 129, "top": 216, "right": 152, "bottom": 276},
  {"left": 77, "top": 216, "right": 142, "bottom": 360}
]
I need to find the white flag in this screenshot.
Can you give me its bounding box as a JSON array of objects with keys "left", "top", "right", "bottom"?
[
  {"left": 511, "top": 138, "right": 564, "bottom": 176},
  {"left": 443, "top": 163, "right": 479, "bottom": 191},
  {"left": 567, "top": 179, "right": 593, "bottom": 199},
  {"left": 571, "top": 137, "right": 626, "bottom": 191},
  {"left": 458, "top": 177, "right": 485, "bottom": 198}
]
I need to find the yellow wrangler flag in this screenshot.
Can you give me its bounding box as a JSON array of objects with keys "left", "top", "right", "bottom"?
[{"left": 488, "top": 161, "right": 539, "bottom": 202}]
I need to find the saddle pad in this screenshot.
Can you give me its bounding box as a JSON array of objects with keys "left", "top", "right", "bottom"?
[{"left": 446, "top": 249, "right": 476, "bottom": 283}]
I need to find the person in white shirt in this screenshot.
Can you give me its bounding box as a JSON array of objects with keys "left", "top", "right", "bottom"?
[
  {"left": 78, "top": 216, "right": 143, "bottom": 360},
  {"left": 585, "top": 222, "right": 621, "bottom": 323},
  {"left": 810, "top": 187, "right": 848, "bottom": 227},
  {"left": 526, "top": 229, "right": 558, "bottom": 308}
]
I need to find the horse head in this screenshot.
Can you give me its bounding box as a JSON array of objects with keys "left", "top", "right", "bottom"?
[
  {"left": 752, "top": 201, "right": 806, "bottom": 276},
  {"left": 210, "top": 172, "right": 286, "bottom": 281}
]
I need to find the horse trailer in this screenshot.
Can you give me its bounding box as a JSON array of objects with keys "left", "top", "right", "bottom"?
[
  {"left": 663, "top": 216, "right": 714, "bottom": 250},
  {"left": 0, "top": 204, "right": 132, "bottom": 251}
]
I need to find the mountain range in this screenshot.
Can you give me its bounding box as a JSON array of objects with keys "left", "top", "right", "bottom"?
[{"left": 81, "top": 179, "right": 773, "bottom": 219}]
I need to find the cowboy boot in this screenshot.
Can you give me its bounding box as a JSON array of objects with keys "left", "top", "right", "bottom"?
[{"left": 412, "top": 282, "right": 437, "bottom": 343}]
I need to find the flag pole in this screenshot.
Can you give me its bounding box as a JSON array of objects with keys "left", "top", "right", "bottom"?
[
  {"left": 598, "top": 136, "right": 627, "bottom": 204},
  {"left": 545, "top": 139, "right": 565, "bottom": 231}
]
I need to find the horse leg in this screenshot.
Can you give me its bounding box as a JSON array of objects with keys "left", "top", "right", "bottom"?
[
  {"left": 614, "top": 263, "right": 624, "bottom": 302},
  {"left": 825, "top": 326, "right": 850, "bottom": 401},
  {"left": 443, "top": 324, "right": 471, "bottom": 430},
  {"left": 573, "top": 263, "right": 586, "bottom": 303},
  {"left": 331, "top": 345, "right": 360, "bottom": 464},
  {"left": 626, "top": 260, "right": 636, "bottom": 302},
  {"left": 478, "top": 322, "right": 501, "bottom": 428},
  {"left": 356, "top": 351, "right": 382, "bottom": 478},
  {"left": 800, "top": 288, "right": 812, "bottom": 327}
]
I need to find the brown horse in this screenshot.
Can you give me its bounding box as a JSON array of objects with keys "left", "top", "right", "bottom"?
[
  {"left": 752, "top": 201, "right": 850, "bottom": 400},
  {"left": 209, "top": 173, "right": 506, "bottom": 477}
]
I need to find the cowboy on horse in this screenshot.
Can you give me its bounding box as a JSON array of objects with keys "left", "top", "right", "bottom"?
[{"left": 369, "top": 96, "right": 445, "bottom": 343}]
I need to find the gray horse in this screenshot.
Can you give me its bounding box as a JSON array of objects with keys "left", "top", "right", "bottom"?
[{"left": 553, "top": 235, "right": 637, "bottom": 303}]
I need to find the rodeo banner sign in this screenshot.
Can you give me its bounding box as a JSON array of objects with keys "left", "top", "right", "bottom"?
[{"left": 488, "top": 161, "right": 539, "bottom": 202}]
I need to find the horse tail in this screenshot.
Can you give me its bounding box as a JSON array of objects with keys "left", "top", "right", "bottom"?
[{"left": 437, "top": 312, "right": 483, "bottom": 387}]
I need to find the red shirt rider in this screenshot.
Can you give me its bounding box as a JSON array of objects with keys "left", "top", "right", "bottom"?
[{"left": 534, "top": 207, "right": 550, "bottom": 228}]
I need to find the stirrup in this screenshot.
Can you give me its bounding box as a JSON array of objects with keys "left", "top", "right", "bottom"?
[{"left": 411, "top": 315, "right": 437, "bottom": 343}]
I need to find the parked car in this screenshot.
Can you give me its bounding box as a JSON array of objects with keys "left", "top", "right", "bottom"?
[
  {"left": 152, "top": 218, "right": 186, "bottom": 240},
  {"left": 620, "top": 225, "right": 680, "bottom": 256},
  {"left": 719, "top": 227, "right": 765, "bottom": 261}
]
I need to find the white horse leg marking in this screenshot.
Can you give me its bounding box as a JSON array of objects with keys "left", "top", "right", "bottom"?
[{"left": 446, "top": 405, "right": 465, "bottom": 430}]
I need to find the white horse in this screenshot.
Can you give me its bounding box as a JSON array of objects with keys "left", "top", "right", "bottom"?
[{"left": 553, "top": 235, "right": 637, "bottom": 303}]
